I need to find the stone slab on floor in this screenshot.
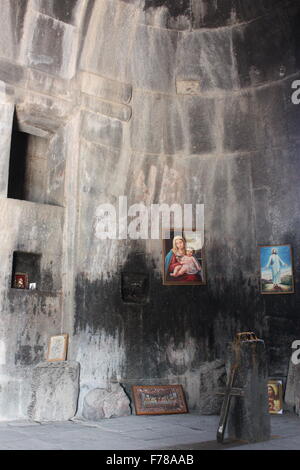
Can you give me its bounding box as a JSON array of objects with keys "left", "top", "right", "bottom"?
[{"left": 28, "top": 361, "right": 80, "bottom": 421}]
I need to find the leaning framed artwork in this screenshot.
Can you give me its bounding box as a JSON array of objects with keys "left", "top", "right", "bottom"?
[
  {"left": 47, "top": 334, "right": 69, "bottom": 362},
  {"left": 268, "top": 380, "right": 283, "bottom": 414},
  {"left": 162, "top": 229, "right": 205, "bottom": 286},
  {"left": 259, "top": 244, "right": 294, "bottom": 294},
  {"left": 132, "top": 385, "right": 188, "bottom": 415}
]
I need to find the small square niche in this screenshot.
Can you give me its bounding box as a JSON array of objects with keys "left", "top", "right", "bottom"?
[
  {"left": 11, "top": 251, "right": 41, "bottom": 290},
  {"left": 121, "top": 272, "right": 149, "bottom": 304}
]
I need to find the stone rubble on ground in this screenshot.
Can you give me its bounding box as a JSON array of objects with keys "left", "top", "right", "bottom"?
[{"left": 82, "top": 382, "right": 131, "bottom": 420}]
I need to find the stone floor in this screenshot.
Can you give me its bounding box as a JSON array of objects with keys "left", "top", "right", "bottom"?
[{"left": 0, "top": 412, "right": 299, "bottom": 450}]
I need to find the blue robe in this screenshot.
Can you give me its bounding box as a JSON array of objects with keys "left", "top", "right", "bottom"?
[
  {"left": 165, "top": 250, "right": 174, "bottom": 275},
  {"left": 266, "top": 254, "right": 285, "bottom": 285}
]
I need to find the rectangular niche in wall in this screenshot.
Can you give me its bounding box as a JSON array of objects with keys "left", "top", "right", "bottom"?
[
  {"left": 121, "top": 272, "right": 149, "bottom": 304},
  {"left": 11, "top": 251, "right": 41, "bottom": 290},
  {"left": 7, "top": 111, "right": 57, "bottom": 205}
]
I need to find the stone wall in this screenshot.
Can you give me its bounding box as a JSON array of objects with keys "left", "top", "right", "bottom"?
[{"left": 0, "top": 0, "right": 299, "bottom": 419}]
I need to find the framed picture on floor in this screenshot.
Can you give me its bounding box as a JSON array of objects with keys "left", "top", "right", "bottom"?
[{"left": 132, "top": 384, "right": 188, "bottom": 415}]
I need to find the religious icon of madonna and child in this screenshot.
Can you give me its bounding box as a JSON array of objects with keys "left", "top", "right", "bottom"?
[{"left": 162, "top": 230, "right": 205, "bottom": 286}]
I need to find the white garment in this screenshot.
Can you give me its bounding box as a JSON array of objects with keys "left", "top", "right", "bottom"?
[{"left": 181, "top": 255, "right": 201, "bottom": 275}]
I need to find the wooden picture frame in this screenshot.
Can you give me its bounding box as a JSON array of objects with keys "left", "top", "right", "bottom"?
[
  {"left": 268, "top": 380, "right": 283, "bottom": 414},
  {"left": 13, "top": 273, "right": 29, "bottom": 289},
  {"left": 132, "top": 385, "right": 188, "bottom": 415},
  {"left": 47, "top": 334, "right": 68, "bottom": 362},
  {"left": 162, "top": 228, "right": 205, "bottom": 286},
  {"left": 259, "top": 244, "right": 294, "bottom": 294}
]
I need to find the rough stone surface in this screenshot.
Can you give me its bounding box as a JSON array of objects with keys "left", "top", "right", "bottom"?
[
  {"left": 81, "top": 94, "right": 132, "bottom": 122},
  {"left": 0, "top": 0, "right": 28, "bottom": 62},
  {"left": 227, "top": 341, "right": 271, "bottom": 443},
  {"left": 28, "top": 361, "right": 80, "bottom": 422},
  {"left": 130, "top": 25, "right": 178, "bottom": 94},
  {"left": 82, "top": 383, "right": 131, "bottom": 420},
  {"left": 198, "top": 360, "right": 226, "bottom": 415},
  {"left": 0, "top": 0, "right": 299, "bottom": 422},
  {"left": 81, "top": 110, "right": 123, "bottom": 148},
  {"left": 26, "top": 12, "right": 78, "bottom": 79},
  {"left": 191, "top": 0, "right": 286, "bottom": 29},
  {"left": 232, "top": 8, "right": 298, "bottom": 88},
  {"left": 285, "top": 360, "right": 300, "bottom": 416},
  {"left": 0, "top": 414, "right": 298, "bottom": 450},
  {"left": 33, "top": 0, "right": 84, "bottom": 26},
  {"left": 80, "top": 0, "right": 134, "bottom": 82},
  {"left": 0, "top": 102, "right": 14, "bottom": 197},
  {"left": 27, "top": 69, "right": 76, "bottom": 101},
  {"left": 81, "top": 72, "right": 132, "bottom": 104},
  {"left": 0, "top": 59, "right": 26, "bottom": 87},
  {"left": 141, "top": 0, "right": 191, "bottom": 31},
  {"left": 177, "top": 29, "right": 239, "bottom": 93}
]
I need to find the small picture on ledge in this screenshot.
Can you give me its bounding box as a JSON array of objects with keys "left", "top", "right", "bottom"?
[
  {"left": 13, "top": 273, "right": 28, "bottom": 289},
  {"left": 47, "top": 334, "right": 68, "bottom": 362}
]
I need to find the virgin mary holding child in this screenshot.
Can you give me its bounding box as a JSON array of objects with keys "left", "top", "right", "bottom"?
[{"left": 164, "top": 235, "right": 203, "bottom": 283}]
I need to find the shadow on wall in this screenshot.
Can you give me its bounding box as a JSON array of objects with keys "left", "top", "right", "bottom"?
[{"left": 293, "top": 9, "right": 300, "bottom": 69}]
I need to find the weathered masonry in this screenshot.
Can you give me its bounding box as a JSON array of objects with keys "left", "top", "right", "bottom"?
[{"left": 0, "top": 0, "right": 299, "bottom": 420}]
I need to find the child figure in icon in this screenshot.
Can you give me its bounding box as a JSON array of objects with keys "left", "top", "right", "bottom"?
[{"left": 170, "top": 247, "right": 201, "bottom": 278}]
